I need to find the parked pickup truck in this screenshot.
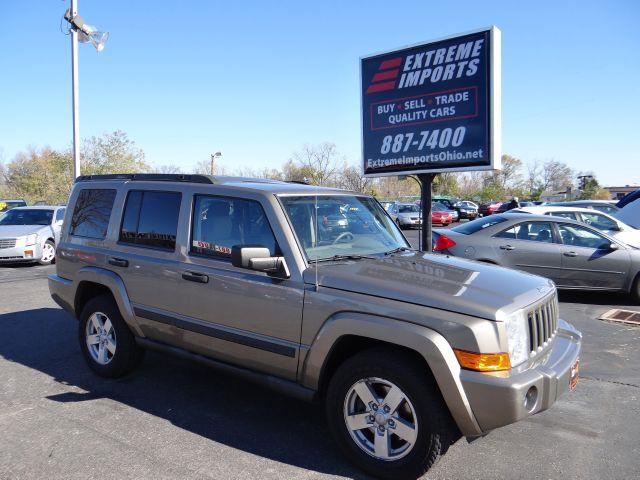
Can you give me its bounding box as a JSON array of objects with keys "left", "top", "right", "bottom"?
[{"left": 49, "top": 174, "right": 581, "bottom": 480}]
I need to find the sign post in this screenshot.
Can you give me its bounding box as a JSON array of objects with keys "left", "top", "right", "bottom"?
[{"left": 361, "top": 27, "right": 501, "bottom": 251}]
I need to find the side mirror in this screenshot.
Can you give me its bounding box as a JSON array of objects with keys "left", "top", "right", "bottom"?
[
  {"left": 608, "top": 243, "right": 620, "bottom": 251},
  {"left": 231, "top": 245, "right": 290, "bottom": 278}
]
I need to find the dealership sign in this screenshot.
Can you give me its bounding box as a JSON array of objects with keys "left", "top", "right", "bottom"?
[{"left": 361, "top": 27, "right": 501, "bottom": 177}]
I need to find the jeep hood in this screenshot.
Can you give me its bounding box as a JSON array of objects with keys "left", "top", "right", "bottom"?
[{"left": 303, "top": 252, "right": 555, "bottom": 321}]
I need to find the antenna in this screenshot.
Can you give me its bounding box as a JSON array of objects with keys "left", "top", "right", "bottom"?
[{"left": 314, "top": 179, "right": 319, "bottom": 291}]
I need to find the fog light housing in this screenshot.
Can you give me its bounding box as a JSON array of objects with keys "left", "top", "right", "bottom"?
[
  {"left": 24, "top": 250, "right": 34, "bottom": 258},
  {"left": 524, "top": 386, "right": 538, "bottom": 411}
]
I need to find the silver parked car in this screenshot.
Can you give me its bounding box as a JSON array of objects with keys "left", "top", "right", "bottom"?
[
  {"left": 49, "top": 175, "right": 581, "bottom": 479},
  {"left": 395, "top": 202, "right": 422, "bottom": 228},
  {"left": 0, "top": 206, "right": 65, "bottom": 265},
  {"left": 511, "top": 206, "right": 640, "bottom": 248},
  {"left": 433, "top": 213, "right": 640, "bottom": 301}
]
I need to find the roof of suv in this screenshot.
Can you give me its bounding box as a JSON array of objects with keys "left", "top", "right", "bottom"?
[{"left": 75, "top": 174, "right": 349, "bottom": 195}]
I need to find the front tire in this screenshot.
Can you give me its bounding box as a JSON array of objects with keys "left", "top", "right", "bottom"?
[
  {"left": 79, "top": 294, "right": 144, "bottom": 378},
  {"left": 38, "top": 240, "right": 56, "bottom": 265},
  {"left": 631, "top": 274, "right": 640, "bottom": 304},
  {"left": 326, "top": 347, "right": 457, "bottom": 480}
]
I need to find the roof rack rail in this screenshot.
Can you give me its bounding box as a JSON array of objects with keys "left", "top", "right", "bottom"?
[
  {"left": 74, "top": 174, "right": 215, "bottom": 184},
  {"left": 286, "top": 180, "right": 310, "bottom": 185}
]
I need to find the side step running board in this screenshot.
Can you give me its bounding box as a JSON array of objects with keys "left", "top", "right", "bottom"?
[{"left": 135, "top": 337, "right": 317, "bottom": 403}]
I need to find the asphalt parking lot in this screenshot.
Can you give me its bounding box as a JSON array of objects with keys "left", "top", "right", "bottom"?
[{"left": 1, "top": 247, "right": 639, "bottom": 479}]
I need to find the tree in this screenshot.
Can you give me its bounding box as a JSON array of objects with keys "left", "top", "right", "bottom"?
[
  {"left": 497, "top": 154, "right": 523, "bottom": 192},
  {"left": 4, "top": 147, "right": 72, "bottom": 204},
  {"left": 541, "top": 160, "right": 573, "bottom": 192},
  {"left": 338, "top": 164, "right": 373, "bottom": 194},
  {"left": 432, "top": 172, "right": 459, "bottom": 196},
  {"left": 525, "top": 161, "right": 545, "bottom": 200},
  {"left": 4, "top": 131, "right": 149, "bottom": 204},
  {"left": 577, "top": 173, "right": 610, "bottom": 200},
  {"left": 81, "top": 131, "right": 150, "bottom": 175},
  {"left": 289, "top": 142, "right": 341, "bottom": 186},
  {"left": 154, "top": 165, "right": 183, "bottom": 174}
]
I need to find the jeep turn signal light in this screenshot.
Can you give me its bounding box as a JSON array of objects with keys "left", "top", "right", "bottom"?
[{"left": 453, "top": 349, "right": 511, "bottom": 372}]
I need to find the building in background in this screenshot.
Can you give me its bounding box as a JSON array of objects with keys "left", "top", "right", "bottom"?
[
  {"left": 540, "top": 187, "right": 579, "bottom": 202},
  {"left": 605, "top": 185, "right": 640, "bottom": 201}
]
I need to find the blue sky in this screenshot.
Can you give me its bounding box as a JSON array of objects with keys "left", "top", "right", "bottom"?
[{"left": 1, "top": 0, "right": 639, "bottom": 186}]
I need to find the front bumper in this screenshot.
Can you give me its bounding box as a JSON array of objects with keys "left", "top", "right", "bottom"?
[
  {"left": 0, "top": 243, "right": 43, "bottom": 262},
  {"left": 399, "top": 219, "right": 422, "bottom": 228},
  {"left": 460, "top": 319, "right": 581, "bottom": 433}
]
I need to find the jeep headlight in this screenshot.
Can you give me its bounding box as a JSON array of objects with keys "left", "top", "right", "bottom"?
[
  {"left": 24, "top": 233, "right": 39, "bottom": 246},
  {"left": 504, "top": 311, "right": 530, "bottom": 367}
]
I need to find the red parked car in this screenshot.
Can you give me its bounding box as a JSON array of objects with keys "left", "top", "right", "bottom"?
[
  {"left": 478, "top": 201, "right": 502, "bottom": 216},
  {"left": 431, "top": 202, "right": 453, "bottom": 225}
]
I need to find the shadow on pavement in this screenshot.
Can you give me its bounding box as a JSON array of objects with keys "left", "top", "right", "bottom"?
[
  {"left": 0, "top": 307, "right": 369, "bottom": 479},
  {"left": 558, "top": 290, "right": 637, "bottom": 308}
]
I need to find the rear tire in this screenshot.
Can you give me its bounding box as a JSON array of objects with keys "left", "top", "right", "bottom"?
[
  {"left": 78, "top": 294, "right": 144, "bottom": 378},
  {"left": 326, "top": 347, "right": 457, "bottom": 480}
]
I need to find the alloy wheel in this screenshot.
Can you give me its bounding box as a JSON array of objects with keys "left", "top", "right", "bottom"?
[
  {"left": 85, "top": 312, "right": 117, "bottom": 365},
  {"left": 343, "top": 377, "right": 418, "bottom": 461}
]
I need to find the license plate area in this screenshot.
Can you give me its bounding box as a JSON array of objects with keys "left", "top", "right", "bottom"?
[{"left": 569, "top": 359, "right": 579, "bottom": 391}]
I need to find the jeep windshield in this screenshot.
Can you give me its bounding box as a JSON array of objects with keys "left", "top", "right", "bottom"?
[{"left": 279, "top": 195, "right": 409, "bottom": 261}]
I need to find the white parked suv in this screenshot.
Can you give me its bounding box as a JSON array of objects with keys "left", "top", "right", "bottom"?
[{"left": 511, "top": 206, "right": 640, "bottom": 248}]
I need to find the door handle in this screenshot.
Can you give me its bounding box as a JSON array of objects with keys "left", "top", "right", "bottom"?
[
  {"left": 563, "top": 251, "right": 578, "bottom": 257},
  {"left": 499, "top": 244, "right": 515, "bottom": 250},
  {"left": 108, "top": 257, "right": 129, "bottom": 268},
  {"left": 182, "top": 271, "right": 209, "bottom": 284}
]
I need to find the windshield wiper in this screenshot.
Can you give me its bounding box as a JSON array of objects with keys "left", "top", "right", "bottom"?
[
  {"left": 384, "top": 247, "right": 412, "bottom": 255},
  {"left": 314, "top": 254, "right": 376, "bottom": 263}
]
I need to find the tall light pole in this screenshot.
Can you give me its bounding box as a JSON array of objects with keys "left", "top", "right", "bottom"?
[
  {"left": 64, "top": 1, "right": 109, "bottom": 178},
  {"left": 210, "top": 151, "right": 222, "bottom": 175}
]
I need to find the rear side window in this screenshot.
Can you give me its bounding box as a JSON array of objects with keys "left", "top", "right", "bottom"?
[
  {"left": 545, "top": 211, "right": 578, "bottom": 220},
  {"left": 119, "top": 190, "right": 181, "bottom": 250},
  {"left": 452, "top": 215, "right": 508, "bottom": 234},
  {"left": 191, "top": 195, "right": 278, "bottom": 259},
  {"left": 69, "top": 189, "right": 117, "bottom": 239},
  {"left": 496, "top": 222, "right": 554, "bottom": 243}
]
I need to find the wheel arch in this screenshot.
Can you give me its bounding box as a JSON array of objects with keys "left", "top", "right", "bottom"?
[
  {"left": 73, "top": 267, "right": 143, "bottom": 336},
  {"left": 301, "top": 312, "right": 482, "bottom": 436}
]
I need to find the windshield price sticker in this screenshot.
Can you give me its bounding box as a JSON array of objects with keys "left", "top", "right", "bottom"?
[{"left": 361, "top": 28, "right": 500, "bottom": 176}]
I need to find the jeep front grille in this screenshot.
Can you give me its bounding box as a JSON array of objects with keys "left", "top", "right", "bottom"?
[
  {"left": 0, "top": 239, "right": 16, "bottom": 249},
  {"left": 526, "top": 294, "right": 559, "bottom": 354}
]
